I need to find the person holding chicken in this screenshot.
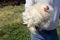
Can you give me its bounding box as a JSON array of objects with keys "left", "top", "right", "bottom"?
[{"left": 23, "top": 0, "right": 60, "bottom": 40}]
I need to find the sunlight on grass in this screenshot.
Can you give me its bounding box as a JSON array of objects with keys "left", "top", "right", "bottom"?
[{"left": 0, "top": 4, "right": 24, "bottom": 28}]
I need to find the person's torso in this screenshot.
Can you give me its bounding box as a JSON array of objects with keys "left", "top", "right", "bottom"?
[{"left": 34, "top": 0, "right": 60, "bottom": 30}]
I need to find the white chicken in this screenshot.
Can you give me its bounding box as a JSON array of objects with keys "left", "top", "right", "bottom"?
[{"left": 22, "top": 3, "right": 53, "bottom": 34}]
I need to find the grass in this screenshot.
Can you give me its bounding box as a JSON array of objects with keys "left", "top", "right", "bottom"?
[
  {"left": 0, "top": 4, "right": 60, "bottom": 40},
  {"left": 57, "top": 24, "right": 60, "bottom": 40},
  {"left": 0, "top": 4, "right": 30, "bottom": 40}
]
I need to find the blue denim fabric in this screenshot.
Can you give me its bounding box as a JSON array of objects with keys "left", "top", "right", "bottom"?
[{"left": 30, "top": 29, "right": 59, "bottom": 40}]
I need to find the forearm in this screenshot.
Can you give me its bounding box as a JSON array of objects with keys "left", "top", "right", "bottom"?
[
  {"left": 25, "top": 0, "right": 35, "bottom": 11},
  {"left": 22, "top": 0, "right": 35, "bottom": 24}
]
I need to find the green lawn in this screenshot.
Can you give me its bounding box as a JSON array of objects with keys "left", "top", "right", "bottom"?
[
  {"left": 57, "top": 25, "right": 60, "bottom": 40},
  {"left": 0, "top": 4, "right": 60, "bottom": 40}
]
